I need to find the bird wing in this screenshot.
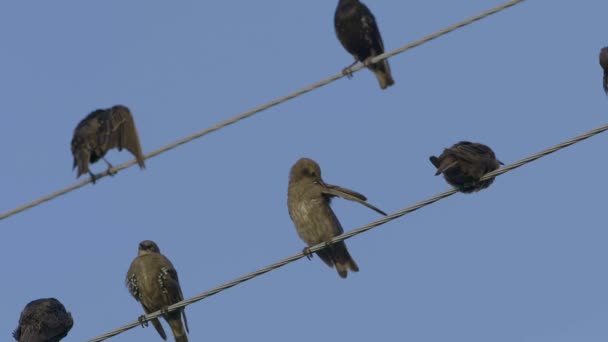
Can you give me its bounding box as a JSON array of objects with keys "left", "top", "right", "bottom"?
[
  {"left": 103, "top": 106, "right": 146, "bottom": 168},
  {"left": 158, "top": 259, "right": 189, "bottom": 333},
  {"left": 359, "top": 4, "right": 384, "bottom": 56},
  {"left": 320, "top": 182, "right": 387, "bottom": 216}
]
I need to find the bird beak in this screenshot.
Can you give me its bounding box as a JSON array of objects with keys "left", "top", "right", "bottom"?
[{"left": 498, "top": 160, "right": 505, "bottom": 165}]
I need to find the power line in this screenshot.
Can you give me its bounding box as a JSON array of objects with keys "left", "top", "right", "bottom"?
[
  {"left": 87, "top": 123, "right": 608, "bottom": 342},
  {"left": 0, "top": 0, "right": 526, "bottom": 221}
]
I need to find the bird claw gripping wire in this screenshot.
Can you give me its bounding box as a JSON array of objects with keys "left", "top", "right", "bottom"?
[
  {"left": 302, "top": 247, "right": 313, "bottom": 260},
  {"left": 138, "top": 315, "right": 148, "bottom": 328}
]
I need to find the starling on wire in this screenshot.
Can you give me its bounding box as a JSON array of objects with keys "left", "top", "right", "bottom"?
[
  {"left": 13, "top": 298, "right": 73, "bottom": 342},
  {"left": 334, "top": 0, "right": 394, "bottom": 89},
  {"left": 288, "top": 158, "right": 387, "bottom": 278},
  {"left": 71, "top": 105, "right": 145, "bottom": 182},
  {"left": 599, "top": 47, "right": 608, "bottom": 95},
  {"left": 126, "top": 240, "right": 189, "bottom": 342},
  {"left": 430, "top": 141, "right": 503, "bottom": 193}
]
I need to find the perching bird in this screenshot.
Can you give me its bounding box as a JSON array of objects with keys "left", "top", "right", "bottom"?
[
  {"left": 288, "top": 158, "right": 387, "bottom": 278},
  {"left": 126, "top": 240, "right": 189, "bottom": 342},
  {"left": 334, "top": 0, "right": 394, "bottom": 89},
  {"left": 599, "top": 47, "right": 608, "bottom": 95},
  {"left": 13, "top": 298, "right": 73, "bottom": 342},
  {"left": 71, "top": 105, "right": 145, "bottom": 182},
  {"left": 430, "top": 141, "right": 503, "bottom": 193}
]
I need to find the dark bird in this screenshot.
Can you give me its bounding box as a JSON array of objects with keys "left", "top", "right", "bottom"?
[
  {"left": 71, "top": 105, "right": 145, "bottom": 182},
  {"left": 334, "top": 0, "right": 394, "bottom": 89},
  {"left": 126, "top": 240, "right": 189, "bottom": 342},
  {"left": 287, "top": 158, "right": 386, "bottom": 278},
  {"left": 13, "top": 298, "right": 73, "bottom": 342},
  {"left": 599, "top": 47, "right": 608, "bottom": 95},
  {"left": 430, "top": 141, "right": 503, "bottom": 193}
]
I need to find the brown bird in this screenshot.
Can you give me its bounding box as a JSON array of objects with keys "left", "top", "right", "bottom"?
[
  {"left": 126, "top": 240, "right": 189, "bottom": 342},
  {"left": 430, "top": 141, "right": 503, "bottom": 193},
  {"left": 599, "top": 47, "right": 608, "bottom": 95},
  {"left": 288, "top": 158, "right": 386, "bottom": 278},
  {"left": 334, "top": 0, "right": 394, "bottom": 89},
  {"left": 71, "top": 105, "right": 145, "bottom": 182},
  {"left": 13, "top": 298, "right": 73, "bottom": 342}
]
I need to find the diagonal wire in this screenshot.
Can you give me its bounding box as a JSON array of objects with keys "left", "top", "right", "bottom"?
[
  {"left": 88, "top": 123, "right": 608, "bottom": 341},
  {"left": 0, "top": 0, "right": 526, "bottom": 221}
]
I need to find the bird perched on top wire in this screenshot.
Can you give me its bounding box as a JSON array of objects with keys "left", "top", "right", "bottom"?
[
  {"left": 430, "top": 141, "right": 503, "bottom": 193},
  {"left": 126, "top": 240, "right": 189, "bottom": 342},
  {"left": 288, "top": 158, "right": 387, "bottom": 278},
  {"left": 599, "top": 47, "right": 608, "bottom": 95},
  {"left": 334, "top": 0, "right": 394, "bottom": 89},
  {"left": 13, "top": 298, "right": 73, "bottom": 342},
  {"left": 71, "top": 104, "right": 145, "bottom": 182}
]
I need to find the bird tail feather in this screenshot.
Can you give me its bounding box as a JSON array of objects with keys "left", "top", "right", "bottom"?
[
  {"left": 168, "top": 314, "right": 188, "bottom": 342},
  {"left": 333, "top": 241, "right": 359, "bottom": 279},
  {"left": 151, "top": 317, "right": 168, "bottom": 340},
  {"left": 371, "top": 60, "right": 394, "bottom": 89}
]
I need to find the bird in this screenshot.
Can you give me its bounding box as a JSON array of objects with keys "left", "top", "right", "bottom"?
[
  {"left": 334, "top": 0, "right": 394, "bottom": 89},
  {"left": 599, "top": 47, "right": 608, "bottom": 95},
  {"left": 429, "top": 141, "right": 503, "bottom": 193},
  {"left": 13, "top": 298, "right": 73, "bottom": 342},
  {"left": 126, "top": 240, "right": 189, "bottom": 342},
  {"left": 287, "top": 158, "right": 387, "bottom": 278},
  {"left": 71, "top": 104, "right": 145, "bottom": 182}
]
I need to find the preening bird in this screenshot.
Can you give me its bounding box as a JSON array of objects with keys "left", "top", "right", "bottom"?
[
  {"left": 71, "top": 105, "right": 145, "bottom": 182},
  {"left": 287, "top": 158, "right": 387, "bottom": 278},
  {"left": 430, "top": 141, "right": 503, "bottom": 193},
  {"left": 599, "top": 47, "right": 608, "bottom": 95},
  {"left": 13, "top": 298, "right": 73, "bottom": 342},
  {"left": 334, "top": 0, "right": 394, "bottom": 89},
  {"left": 126, "top": 240, "right": 189, "bottom": 342}
]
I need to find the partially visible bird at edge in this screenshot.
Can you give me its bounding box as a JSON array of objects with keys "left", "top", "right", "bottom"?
[
  {"left": 599, "top": 47, "right": 608, "bottom": 95},
  {"left": 13, "top": 297, "right": 73, "bottom": 342}
]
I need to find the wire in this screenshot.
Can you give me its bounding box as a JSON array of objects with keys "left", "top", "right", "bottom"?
[
  {"left": 0, "top": 0, "right": 526, "bottom": 221},
  {"left": 87, "top": 122, "right": 608, "bottom": 341}
]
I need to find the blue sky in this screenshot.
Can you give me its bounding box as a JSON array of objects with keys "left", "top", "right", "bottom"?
[{"left": 2, "top": 1, "right": 608, "bottom": 341}]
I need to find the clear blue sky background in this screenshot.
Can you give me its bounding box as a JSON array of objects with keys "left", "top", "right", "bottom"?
[{"left": 2, "top": 1, "right": 607, "bottom": 341}]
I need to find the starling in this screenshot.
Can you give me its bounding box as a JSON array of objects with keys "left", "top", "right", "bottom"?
[
  {"left": 334, "top": 0, "right": 394, "bottom": 89},
  {"left": 287, "top": 158, "right": 386, "bottom": 278},
  {"left": 126, "top": 240, "right": 189, "bottom": 342},
  {"left": 71, "top": 104, "right": 145, "bottom": 182},
  {"left": 13, "top": 298, "right": 73, "bottom": 342},
  {"left": 430, "top": 141, "right": 503, "bottom": 193},
  {"left": 599, "top": 47, "right": 608, "bottom": 95}
]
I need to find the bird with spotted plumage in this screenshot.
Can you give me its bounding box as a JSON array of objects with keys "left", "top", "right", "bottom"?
[
  {"left": 599, "top": 47, "right": 608, "bottom": 95},
  {"left": 13, "top": 297, "right": 73, "bottom": 342},
  {"left": 334, "top": 0, "right": 394, "bottom": 89},
  {"left": 287, "top": 158, "right": 387, "bottom": 279},
  {"left": 126, "top": 240, "right": 189, "bottom": 342},
  {"left": 430, "top": 141, "right": 503, "bottom": 193},
  {"left": 71, "top": 104, "right": 145, "bottom": 182}
]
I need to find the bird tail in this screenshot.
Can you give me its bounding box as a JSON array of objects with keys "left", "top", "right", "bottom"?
[
  {"left": 151, "top": 317, "right": 168, "bottom": 340},
  {"left": 73, "top": 150, "right": 90, "bottom": 178},
  {"left": 168, "top": 313, "right": 188, "bottom": 342},
  {"left": 370, "top": 59, "right": 394, "bottom": 90},
  {"left": 332, "top": 241, "right": 359, "bottom": 279}
]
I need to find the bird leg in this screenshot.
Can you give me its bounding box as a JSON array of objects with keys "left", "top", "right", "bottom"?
[
  {"left": 88, "top": 171, "right": 97, "bottom": 184},
  {"left": 138, "top": 315, "right": 149, "bottom": 328},
  {"left": 341, "top": 58, "right": 359, "bottom": 79},
  {"left": 302, "top": 247, "right": 314, "bottom": 260},
  {"left": 102, "top": 158, "right": 117, "bottom": 176}
]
